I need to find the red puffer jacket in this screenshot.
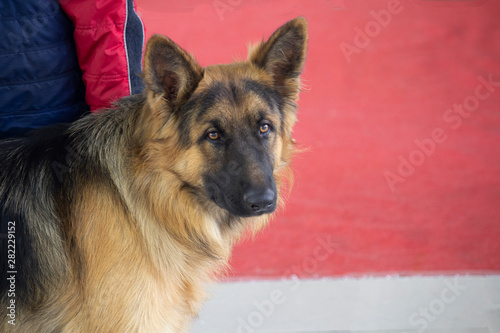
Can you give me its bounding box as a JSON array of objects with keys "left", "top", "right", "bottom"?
[{"left": 60, "top": 0, "right": 145, "bottom": 112}]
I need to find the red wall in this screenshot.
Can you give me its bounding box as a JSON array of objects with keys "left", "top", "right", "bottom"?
[{"left": 137, "top": 0, "right": 500, "bottom": 279}]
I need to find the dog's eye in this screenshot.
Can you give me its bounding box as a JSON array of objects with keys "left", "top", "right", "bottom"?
[
  {"left": 207, "top": 131, "right": 220, "bottom": 141},
  {"left": 259, "top": 123, "right": 271, "bottom": 135}
]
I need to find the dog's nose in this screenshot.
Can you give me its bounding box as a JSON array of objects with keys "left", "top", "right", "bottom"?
[{"left": 243, "top": 188, "right": 276, "bottom": 215}]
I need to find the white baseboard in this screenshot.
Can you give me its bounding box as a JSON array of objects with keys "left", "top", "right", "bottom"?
[{"left": 191, "top": 275, "right": 500, "bottom": 333}]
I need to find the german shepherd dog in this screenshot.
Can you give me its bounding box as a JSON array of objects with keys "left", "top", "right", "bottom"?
[{"left": 0, "top": 17, "right": 308, "bottom": 332}]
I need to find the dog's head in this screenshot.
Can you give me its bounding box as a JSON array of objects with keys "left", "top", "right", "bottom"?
[{"left": 139, "top": 18, "right": 308, "bottom": 220}]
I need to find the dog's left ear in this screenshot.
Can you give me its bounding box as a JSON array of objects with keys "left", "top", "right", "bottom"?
[
  {"left": 248, "top": 17, "right": 308, "bottom": 98},
  {"left": 143, "top": 34, "right": 203, "bottom": 109}
]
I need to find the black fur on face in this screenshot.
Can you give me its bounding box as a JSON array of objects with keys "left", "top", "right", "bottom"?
[{"left": 188, "top": 78, "right": 283, "bottom": 217}]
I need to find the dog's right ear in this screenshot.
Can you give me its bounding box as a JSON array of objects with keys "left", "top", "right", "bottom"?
[{"left": 143, "top": 35, "right": 203, "bottom": 109}]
